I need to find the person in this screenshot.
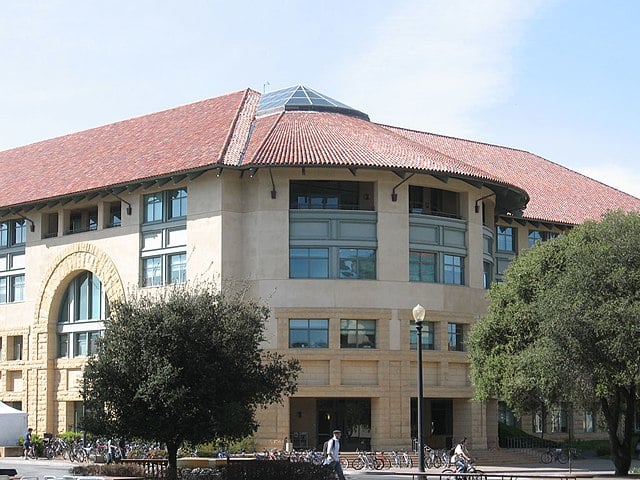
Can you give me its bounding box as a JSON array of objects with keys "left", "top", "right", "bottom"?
[
  {"left": 23, "top": 427, "right": 33, "bottom": 460},
  {"left": 452, "top": 437, "right": 472, "bottom": 473},
  {"left": 118, "top": 437, "right": 127, "bottom": 462},
  {"left": 324, "top": 429, "right": 346, "bottom": 480}
]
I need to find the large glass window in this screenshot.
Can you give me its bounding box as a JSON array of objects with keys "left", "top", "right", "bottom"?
[
  {"left": 338, "top": 248, "right": 376, "bottom": 279},
  {"left": 409, "top": 251, "right": 436, "bottom": 282},
  {"left": 340, "top": 319, "right": 376, "bottom": 348},
  {"left": 143, "top": 257, "right": 163, "bottom": 287},
  {"left": 497, "top": 226, "right": 516, "bottom": 252},
  {"left": 290, "top": 248, "right": 329, "bottom": 278},
  {"left": 409, "top": 321, "right": 435, "bottom": 350},
  {"left": 409, "top": 186, "right": 460, "bottom": 218},
  {"left": 483, "top": 261, "right": 492, "bottom": 289},
  {"left": 0, "top": 220, "right": 26, "bottom": 247},
  {"left": 583, "top": 412, "right": 595, "bottom": 433},
  {"left": 144, "top": 193, "right": 164, "bottom": 223},
  {"left": 447, "top": 323, "right": 464, "bottom": 351},
  {"left": 289, "top": 319, "right": 329, "bottom": 348},
  {"left": 443, "top": 255, "right": 464, "bottom": 285},
  {"left": 58, "top": 272, "right": 107, "bottom": 323},
  {"left": 57, "top": 271, "right": 107, "bottom": 358},
  {"left": 289, "top": 181, "right": 373, "bottom": 210}
]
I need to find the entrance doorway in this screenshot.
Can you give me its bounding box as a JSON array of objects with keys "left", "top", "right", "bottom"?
[{"left": 289, "top": 398, "right": 371, "bottom": 451}]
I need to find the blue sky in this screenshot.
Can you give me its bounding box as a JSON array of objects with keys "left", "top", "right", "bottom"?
[{"left": 1, "top": 0, "right": 638, "bottom": 197}]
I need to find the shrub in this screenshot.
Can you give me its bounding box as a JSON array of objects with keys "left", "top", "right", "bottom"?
[
  {"left": 59, "top": 431, "right": 83, "bottom": 443},
  {"left": 71, "top": 463, "right": 146, "bottom": 478},
  {"left": 18, "top": 433, "right": 45, "bottom": 456}
]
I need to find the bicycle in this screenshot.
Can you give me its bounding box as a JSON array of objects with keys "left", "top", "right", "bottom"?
[
  {"left": 24, "top": 444, "right": 38, "bottom": 460},
  {"left": 540, "top": 447, "right": 568, "bottom": 464},
  {"left": 442, "top": 459, "right": 485, "bottom": 480},
  {"left": 351, "top": 449, "right": 384, "bottom": 470}
]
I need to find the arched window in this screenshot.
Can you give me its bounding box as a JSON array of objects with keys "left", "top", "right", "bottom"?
[{"left": 57, "top": 271, "right": 108, "bottom": 358}]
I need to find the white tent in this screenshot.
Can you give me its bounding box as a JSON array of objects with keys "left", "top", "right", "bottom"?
[{"left": 0, "top": 401, "right": 28, "bottom": 446}]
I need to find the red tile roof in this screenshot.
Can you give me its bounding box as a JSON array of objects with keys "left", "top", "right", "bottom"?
[
  {"left": 0, "top": 89, "right": 257, "bottom": 208},
  {"left": 383, "top": 127, "right": 640, "bottom": 224},
  {"left": 0, "top": 86, "right": 637, "bottom": 226}
]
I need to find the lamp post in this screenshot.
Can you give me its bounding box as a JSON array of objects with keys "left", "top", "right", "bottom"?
[{"left": 412, "top": 303, "right": 426, "bottom": 473}]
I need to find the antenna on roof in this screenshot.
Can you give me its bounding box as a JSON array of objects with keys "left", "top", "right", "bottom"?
[{"left": 263, "top": 81, "right": 270, "bottom": 93}]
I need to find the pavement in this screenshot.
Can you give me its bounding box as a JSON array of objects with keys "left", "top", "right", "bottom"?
[{"left": 1, "top": 456, "right": 639, "bottom": 480}]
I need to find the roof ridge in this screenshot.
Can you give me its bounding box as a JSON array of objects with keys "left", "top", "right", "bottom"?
[{"left": 219, "top": 89, "right": 259, "bottom": 165}]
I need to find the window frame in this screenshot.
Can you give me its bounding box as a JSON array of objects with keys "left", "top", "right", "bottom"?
[
  {"left": 447, "top": 322, "right": 464, "bottom": 351},
  {"left": 443, "top": 254, "right": 464, "bottom": 285},
  {"left": 409, "top": 321, "right": 436, "bottom": 350},
  {"left": 497, "top": 226, "right": 516, "bottom": 252}
]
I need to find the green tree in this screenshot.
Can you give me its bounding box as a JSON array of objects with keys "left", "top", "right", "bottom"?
[
  {"left": 82, "top": 282, "right": 300, "bottom": 480},
  {"left": 470, "top": 210, "right": 640, "bottom": 476}
]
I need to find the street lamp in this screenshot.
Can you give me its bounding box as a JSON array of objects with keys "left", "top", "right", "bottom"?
[{"left": 412, "top": 303, "right": 426, "bottom": 473}]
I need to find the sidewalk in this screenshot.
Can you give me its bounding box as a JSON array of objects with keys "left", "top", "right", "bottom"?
[{"left": 348, "top": 458, "right": 640, "bottom": 478}]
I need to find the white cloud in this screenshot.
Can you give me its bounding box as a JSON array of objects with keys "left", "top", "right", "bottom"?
[{"left": 342, "top": 0, "right": 544, "bottom": 134}]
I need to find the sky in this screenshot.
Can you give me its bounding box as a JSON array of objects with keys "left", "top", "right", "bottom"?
[{"left": 1, "top": 0, "right": 638, "bottom": 198}]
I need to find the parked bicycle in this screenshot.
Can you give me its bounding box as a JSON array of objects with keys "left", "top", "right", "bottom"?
[
  {"left": 351, "top": 449, "right": 384, "bottom": 470},
  {"left": 540, "top": 447, "right": 568, "bottom": 464},
  {"left": 389, "top": 450, "right": 413, "bottom": 468}
]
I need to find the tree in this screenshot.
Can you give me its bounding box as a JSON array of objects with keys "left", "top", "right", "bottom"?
[
  {"left": 470, "top": 210, "right": 640, "bottom": 476},
  {"left": 82, "top": 282, "right": 300, "bottom": 480}
]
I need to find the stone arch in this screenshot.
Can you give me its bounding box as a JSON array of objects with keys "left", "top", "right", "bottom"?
[{"left": 35, "top": 242, "right": 125, "bottom": 328}]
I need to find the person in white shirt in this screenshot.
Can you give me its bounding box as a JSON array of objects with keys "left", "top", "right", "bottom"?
[
  {"left": 325, "top": 429, "right": 346, "bottom": 480},
  {"left": 452, "top": 437, "right": 472, "bottom": 473}
]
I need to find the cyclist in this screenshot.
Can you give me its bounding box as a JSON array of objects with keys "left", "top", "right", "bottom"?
[{"left": 451, "top": 437, "right": 472, "bottom": 473}]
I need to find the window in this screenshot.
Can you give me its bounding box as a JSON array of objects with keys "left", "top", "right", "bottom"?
[
  {"left": 0, "top": 220, "right": 26, "bottom": 247},
  {"left": 409, "top": 186, "right": 460, "bottom": 218},
  {"left": 10, "top": 335, "right": 23, "bottom": 360},
  {"left": 0, "top": 269, "right": 25, "bottom": 303},
  {"left": 66, "top": 208, "right": 98, "bottom": 234},
  {"left": 58, "top": 272, "right": 107, "bottom": 323},
  {"left": 498, "top": 401, "right": 519, "bottom": 427},
  {"left": 497, "top": 226, "right": 516, "bottom": 252},
  {"left": 528, "top": 230, "right": 557, "bottom": 248},
  {"left": 57, "top": 272, "right": 107, "bottom": 358},
  {"left": 44, "top": 212, "right": 59, "bottom": 238},
  {"left": 340, "top": 319, "right": 376, "bottom": 348},
  {"left": 447, "top": 323, "right": 464, "bottom": 351},
  {"left": 169, "top": 188, "right": 188, "bottom": 219},
  {"left": 140, "top": 228, "right": 187, "bottom": 287},
  {"left": 144, "top": 188, "right": 188, "bottom": 223},
  {"left": 483, "top": 261, "right": 492, "bottom": 289},
  {"left": 290, "top": 248, "right": 329, "bottom": 278},
  {"left": 583, "top": 412, "right": 595, "bottom": 433},
  {"left": 533, "top": 410, "right": 545, "bottom": 433},
  {"left": 289, "top": 319, "right": 329, "bottom": 348},
  {"left": 410, "top": 251, "right": 436, "bottom": 282},
  {"left": 143, "top": 257, "right": 162, "bottom": 287},
  {"left": 338, "top": 248, "right": 376, "bottom": 279},
  {"left": 289, "top": 181, "right": 373, "bottom": 210},
  {"left": 409, "top": 321, "right": 435, "bottom": 350},
  {"left": 443, "top": 255, "right": 464, "bottom": 285},
  {"left": 10, "top": 275, "right": 24, "bottom": 302},
  {"left": 107, "top": 202, "right": 122, "bottom": 228},
  {"left": 551, "top": 404, "right": 568, "bottom": 433},
  {"left": 168, "top": 253, "right": 187, "bottom": 284}
]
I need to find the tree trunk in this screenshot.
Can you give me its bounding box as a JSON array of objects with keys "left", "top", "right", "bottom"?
[
  {"left": 166, "top": 441, "right": 179, "bottom": 480},
  {"left": 601, "top": 386, "right": 634, "bottom": 476}
]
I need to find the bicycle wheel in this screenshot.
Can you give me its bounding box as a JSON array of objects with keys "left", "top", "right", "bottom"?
[
  {"left": 373, "top": 457, "right": 384, "bottom": 470},
  {"left": 352, "top": 457, "right": 364, "bottom": 470},
  {"left": 45, "top": 447, "right": 54, "bottom": 460},
  {"left": 402, "top": 455, "right": 413, "bottom": 468},
  {"left": 340, "top": 458, "right": 349, "bottom": 469},
  {"left": 557, "top": 452, "right": 569, "bottom": 464},
  {"left": 433, "top": 455, "right": 443, "bottom": 468},
  {"left": 541, "top": 451, "right": 553, "bottom": 464}
]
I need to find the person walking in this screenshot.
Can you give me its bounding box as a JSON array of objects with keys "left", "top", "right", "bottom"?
[
  {"left": 23, "top": 428, "right": 34, "bottom": 460},
  {"left": 325, "top": 429, "right": 346, "bottom": 480}
]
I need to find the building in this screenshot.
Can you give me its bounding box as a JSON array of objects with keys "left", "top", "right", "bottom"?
[{"left": 0, "top": 85, "right": 638, "bottom": 451}]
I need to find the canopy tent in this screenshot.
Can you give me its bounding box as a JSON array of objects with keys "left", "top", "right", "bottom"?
[{"left": 0, "top": 402, "right": 28, "bottom": 446}]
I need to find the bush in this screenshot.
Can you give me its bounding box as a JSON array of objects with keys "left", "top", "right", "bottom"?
[
  {"left": 183, "top": 461, "right": 336, "bottom": 480},
  {"left": 59, "top": 431, "right": 83, "bottom": 443},
  {"left": 71, "top": 463, "right": 146, "bottom": 478},
  {"left": 18, "top": 433, "right": 45, "bottom": 456}
]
